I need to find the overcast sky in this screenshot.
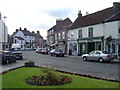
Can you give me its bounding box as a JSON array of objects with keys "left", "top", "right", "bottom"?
[{"left": 0, "top": 0, "right": 119, "bottom": 39}]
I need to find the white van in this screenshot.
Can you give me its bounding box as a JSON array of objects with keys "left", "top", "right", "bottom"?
[{"left": 11, "top": 44, "right": 23, "bottom": 59}]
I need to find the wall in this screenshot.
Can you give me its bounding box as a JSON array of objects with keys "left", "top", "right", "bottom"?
[
  {"left": 14, "top": 31, "right": 25, "bottom": 39},
  {"left": 0, "top": 20, "right": 8, "bottom": 50},
  {"left": 78, "top": 24, "right": 104, "bottom": 38},
  {"left": 104, "top": 21, "right": 120, "bottom": 39}
]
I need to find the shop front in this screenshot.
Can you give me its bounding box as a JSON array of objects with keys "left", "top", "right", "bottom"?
[
  {"left": 107, "top": 39, "right": 120, "bottom": 58},
  {"left": 68, "top": 40, "right": 78, "bottom": 55},
  {"left": 77, "top": 36, "right": 103, "bottom": 55}
]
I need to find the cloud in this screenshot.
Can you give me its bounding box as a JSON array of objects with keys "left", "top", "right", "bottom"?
[{"left": 44, "top": 8, "right": 73, "bottom": 18}]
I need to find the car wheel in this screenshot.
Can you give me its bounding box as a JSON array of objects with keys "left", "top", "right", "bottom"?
[
  {"left": 99, "top": 58, "right": 104, "bottom": 63},
  {"left": 83, "top": 57, "right": 87, "bottom": 61}
]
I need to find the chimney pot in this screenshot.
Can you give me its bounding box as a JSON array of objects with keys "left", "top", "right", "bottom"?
[
  {"left": 32, "top": 31, "right": 35, "bottom": 33},
  {"left": 78, "top": 10, "right": 82, "bottom": 17},
  {"left": 24, "top": 28, "right": 27, "bottom": 31},
  {"left": 16, "top": 29, "right": 18, "bottom": 32},
  {"left": 37, "top": 31, "right": 40, "bottom": 34},
  {"left": 19, "top": 27, "right": 22, "bottom": 30},
  {"left": 86, "top": 12, "right": 89, "bottom": 15}
]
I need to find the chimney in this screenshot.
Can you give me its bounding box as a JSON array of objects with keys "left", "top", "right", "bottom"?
[
  {"left": 56, "top": 18, "right": 63, "bottom": 25},
  {"left": 37, "top": 31, "right": 40, "bottom": 34},
  {"left": 78, "top": 10, "right": 82, "bottom": 18},
  {"left": 113, "top": 2, "right": 120, "bottom": 11},
  {"left": 86, "top": 12, "right": 89, "bottom": 15},
  {"left": 19, "top": 27, "right": 22, "bottom": 30},
  {"left": 32, "top": 31, "right": 35, "bottom": 33},
  {"left": 24, "top": 28, "right": 27, "bottom": 31},
  {"left": 16, "top": 29, "right": 19, "bottom": 32},
  {"left": 0, "top": 12, "right": 1, "bottom": 20}
]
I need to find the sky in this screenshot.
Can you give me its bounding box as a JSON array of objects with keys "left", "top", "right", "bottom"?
[{"left": 0, "top": 0, "right": 119, "bottom": 39}]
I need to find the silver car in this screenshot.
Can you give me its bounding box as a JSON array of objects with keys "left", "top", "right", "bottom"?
[{"left": 82, "top": 51, "right": 114, "bottom": 63}]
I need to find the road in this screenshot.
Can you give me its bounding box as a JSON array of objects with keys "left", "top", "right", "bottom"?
[{"left": 1, "top": 51, "right": 119, "bottom": 81}]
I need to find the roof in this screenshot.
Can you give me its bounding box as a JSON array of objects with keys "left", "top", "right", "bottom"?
[
  {"left": 34, "top": 33, "right": 43, "bottom": 38},
  {"left": 21, "top": 30, "right": 35, "bottom": 36},
  {"left": 14, "top": 36, "right": 24, "bottom": 40},
  {"left": 69, "top": 6, "right": 120, "bottom": 30},
  {"left": 48, "top": 18, "right": 72, "bottom": 32}
]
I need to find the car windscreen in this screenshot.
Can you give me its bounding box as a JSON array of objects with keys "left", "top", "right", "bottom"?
[{"left": 11, "top": 48, "right": 21, "bottom": 51}]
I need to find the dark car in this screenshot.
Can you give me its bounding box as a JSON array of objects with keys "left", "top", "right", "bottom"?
[
  {"left": 41, "top": 49, "right": 48, "bottom": 54},
  {"left": 50, "top": 49, "right": 64, "bottom": 57},
  {"left": 0, "top": 51, "right": 16, "bottom": 64},
  {"left": 11, "top": 48, "right": 23, "bottom": 60}
]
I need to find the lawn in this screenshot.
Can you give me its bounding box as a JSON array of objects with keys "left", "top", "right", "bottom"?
[{"left": 2, "top": 67, "right": 119, "bottom": 88}]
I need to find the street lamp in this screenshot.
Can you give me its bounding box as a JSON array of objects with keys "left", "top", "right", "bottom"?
[{"left": 3, "top": 16, "right": 7, "bottom": 50}]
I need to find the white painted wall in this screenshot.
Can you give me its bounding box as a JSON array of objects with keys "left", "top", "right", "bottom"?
[
  {"left": 14, "top": 31, "right": 25, "bottom": 39},
  {"left": 24, "top": 35, "right": 35, "bottom": 43},
  {"left": 0, "top": 20, "right": 8, "bottom": 50},
  {"left": 68, "top": 28, "right": 78, "bottom": 40},
  {"left": 104, "top": 21, "right": 120, "bottom": 39},
  {"left": 77, "top": 24, "right": 104, "bottom": 38}
]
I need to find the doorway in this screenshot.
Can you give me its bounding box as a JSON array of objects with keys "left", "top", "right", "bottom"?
[
  {"left": 118, "top": 45, "right": 120, "bottom": 57},
  {"left": 88, "top": 42, "right": 95, "bottom": 53}
]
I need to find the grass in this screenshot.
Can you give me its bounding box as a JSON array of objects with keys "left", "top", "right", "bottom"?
[{"left": 2, "top": 67, "right": 119, "bottom": 88}]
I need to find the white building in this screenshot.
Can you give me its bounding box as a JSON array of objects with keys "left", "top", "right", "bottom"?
[
  {"left": 67, "top": 2, "right": 120, "bottom": 58},
  {"left": 0, "top": 13, "right": 8, "bottom": 51},
  {"left": 11, "top": 28, "right": 35, "bottom": 50}
]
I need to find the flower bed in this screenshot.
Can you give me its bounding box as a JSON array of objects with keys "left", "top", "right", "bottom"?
[
  {"left": 25, "top": 66, "right": 72, "bottom": 86},
  {"left": 26, "top": 75, "right": 71, "bottom": 86}
]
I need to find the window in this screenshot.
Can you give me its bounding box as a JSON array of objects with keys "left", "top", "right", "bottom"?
[
  {"left": 59, "top": 33, "right": 61, "bottom": 40},
  {"left": 95, "top": 52, "right": 101, "bottom": 55},
  {"left": 62, "top": 32, "right": 65, "bottom": 39},
  {"left": 88, "top": 27, "right": 93, "bottom": 37},
  {"left": 15, "top": 39, "right": 17, "bottom": 43},
  {"left": 55, "top": 34, "right": 58, "bottom": 40},
  {"left": 78, "top": 29, "right": 82, "bottom": 38},
  {"left": 52, "top": 29, "right": 54, "bottom": 34},
  {"left": 71, "top": 32, "right": 74, "bottom": 38}
]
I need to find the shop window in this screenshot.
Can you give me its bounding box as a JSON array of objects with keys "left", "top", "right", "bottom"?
[
  {"left": 74, "top": 43, "right": 77, "bottom": 51},
  {"left": 112, "top": 44, "right": 115, "bottom": 54}
]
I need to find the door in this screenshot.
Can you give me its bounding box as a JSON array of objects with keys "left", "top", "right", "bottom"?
[
  {"left": 93, "top": 51, "right": 101, "bottom": 61},
  {"left": 88, "top": 42, "right": 95, "bottom": 53},
  {"left": 87, "top": 51, "right": 95, "bottom": 60},
  {"left": 118, "top": 45, "right": 120, "bottom": 57}
]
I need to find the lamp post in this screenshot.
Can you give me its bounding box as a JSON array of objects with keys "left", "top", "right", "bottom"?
[{"left": 3, "top": 16, "right": 7, "bottom": 50}]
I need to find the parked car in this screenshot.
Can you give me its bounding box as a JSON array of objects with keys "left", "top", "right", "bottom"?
[
  {"left": 41, "top": 49, "right": 48, "bottom": 54},
  {"left": 82, "top": 51, "right": 114, "bottom": 63},
  {"left": 50, "top": 49, "right": 64, "bottom": 57},
  {"left": 11, "top": 47, "right": 23, "bottom": 60},
  {"left": 36, "top": 48, "right": 43, "bottom": 53},
  {"left": 0, "top": 51, "right": 16, "bottom": 64}
]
